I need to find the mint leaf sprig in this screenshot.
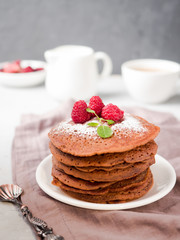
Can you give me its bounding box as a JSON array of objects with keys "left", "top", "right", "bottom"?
[{"left": 86, "top": 108, "right": 115, "bottom": 138}]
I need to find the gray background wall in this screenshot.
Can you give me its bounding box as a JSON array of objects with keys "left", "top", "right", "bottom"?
[{"left": 0, "top": 0, "right": 179, "bottom": 73}]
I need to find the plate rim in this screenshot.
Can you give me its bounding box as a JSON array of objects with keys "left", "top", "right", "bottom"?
[{"left": 36, "top": 154, "right": 176, "bottom": 210}]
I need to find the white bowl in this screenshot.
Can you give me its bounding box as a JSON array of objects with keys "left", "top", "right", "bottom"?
[
  {"left": 121, "top": 59, "right": 180, "bottom": 104},
  {"left": 0, "top": 60, "right": 46, "bottom": 87}
]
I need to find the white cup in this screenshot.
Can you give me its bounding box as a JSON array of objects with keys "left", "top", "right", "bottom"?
[
  {"left": 44, "top": 45, "right": 112, "bottom": 100},
  {"left": 121, "top": 59, "right": 180, "bottom": 104}
]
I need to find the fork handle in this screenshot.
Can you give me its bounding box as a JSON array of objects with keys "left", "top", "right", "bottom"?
[{"left": 20, "top": 205, "right": 64, "bottom": 240}]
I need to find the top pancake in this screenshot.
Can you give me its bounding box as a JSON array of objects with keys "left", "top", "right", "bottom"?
[{"left": 48, "top": 113, "right": 160, "bottom": 156}]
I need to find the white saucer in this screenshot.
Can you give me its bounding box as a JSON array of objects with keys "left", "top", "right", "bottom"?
[{"left": 36, "top": 154, "right": 176, "bottom": 210}]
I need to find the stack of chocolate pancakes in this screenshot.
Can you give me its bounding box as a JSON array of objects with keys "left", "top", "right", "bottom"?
[{"left": 48, "top": 113, "right": 160, "bottom": 203}]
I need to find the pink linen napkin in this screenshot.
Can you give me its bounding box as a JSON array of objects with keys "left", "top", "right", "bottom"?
[{"left": 12, "top": 101, "right": 180, "bottom": 240}]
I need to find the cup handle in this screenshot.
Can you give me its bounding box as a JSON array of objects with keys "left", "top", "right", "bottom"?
[{"left": 94, "top": 52, "right": 113, "bottom": 78}]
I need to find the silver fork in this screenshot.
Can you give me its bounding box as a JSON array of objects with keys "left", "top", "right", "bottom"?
[{"left": 0, "top": 184, "right": 64, "bottom": 240}]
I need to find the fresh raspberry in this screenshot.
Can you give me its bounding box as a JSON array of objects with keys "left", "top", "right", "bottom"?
[
  {"left": 21, "top": 66, "right": 34, "bottom": 73},
  {"left": 101, "top": 103, "right": 124, "bottom": 122},
  {"left": 3, "top": 60, "right": 21, "bottom": 73},
  {"left": 88, "top": 96, "right": 104, "bottom": 116},
  {"left": 34, "top": 67, "right": 44, "bottom": 71},
  {"left": 14, "top": 60, "right": 21, "bottom": 65},
  {"left": 71, "top": 100, "right": 90, "bottom": 123}
]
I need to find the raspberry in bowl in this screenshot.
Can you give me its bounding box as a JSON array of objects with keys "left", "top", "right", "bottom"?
[{"left": 0, "top": 60, "right": 46, "bottom": 87}]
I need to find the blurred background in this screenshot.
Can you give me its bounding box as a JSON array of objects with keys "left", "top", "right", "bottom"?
[
  {"left": 0, "top": 1, "right": 180, "bottom": 239},
  {"left": 0, "top": 0, "right": 180, "bottom": 74}
]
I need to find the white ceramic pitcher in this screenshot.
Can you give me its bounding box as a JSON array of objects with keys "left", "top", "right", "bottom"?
[{"left": 44, "top": 45, "right": 112, "bottom": 100}]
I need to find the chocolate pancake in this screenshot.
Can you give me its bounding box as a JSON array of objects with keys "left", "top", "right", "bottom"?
[
  {"left": 49, "top": 140, "right": 157, "bottom": 167},
  {"left": 75, "top": 162, "right": 133, "bottom": 172},
  {"left": 58, "top": 170, "right": 153, "bottom": 203},
  {"left": 48, "top": 113, "right": 160, "bottom": 156},
  {"left": 52, "top": 168, "right": 149, "bottom": 194},
  {"left": 52, "top": 167, "right": 116, "bottom": 190},
  {"left": 52, "top": 156, "right": 155, "bottom": 182}
]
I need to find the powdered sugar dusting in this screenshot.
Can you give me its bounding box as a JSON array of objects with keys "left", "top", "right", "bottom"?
[
  {"left": 53, "top": 113, "right": 147, "bottom": 139},
  {"left": 112, "top": 113, "right": 147, "bottom": 132},
  {"left": 53, "top": 118, "right": 99, "bottom": 138}
]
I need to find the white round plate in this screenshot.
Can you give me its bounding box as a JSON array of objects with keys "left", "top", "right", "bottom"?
[
  {"left": 36, "top": 154, "right": 176, "bottom": 210},
  {"left": 0, "top": 60, "right": 46, "bottom": 87}
]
